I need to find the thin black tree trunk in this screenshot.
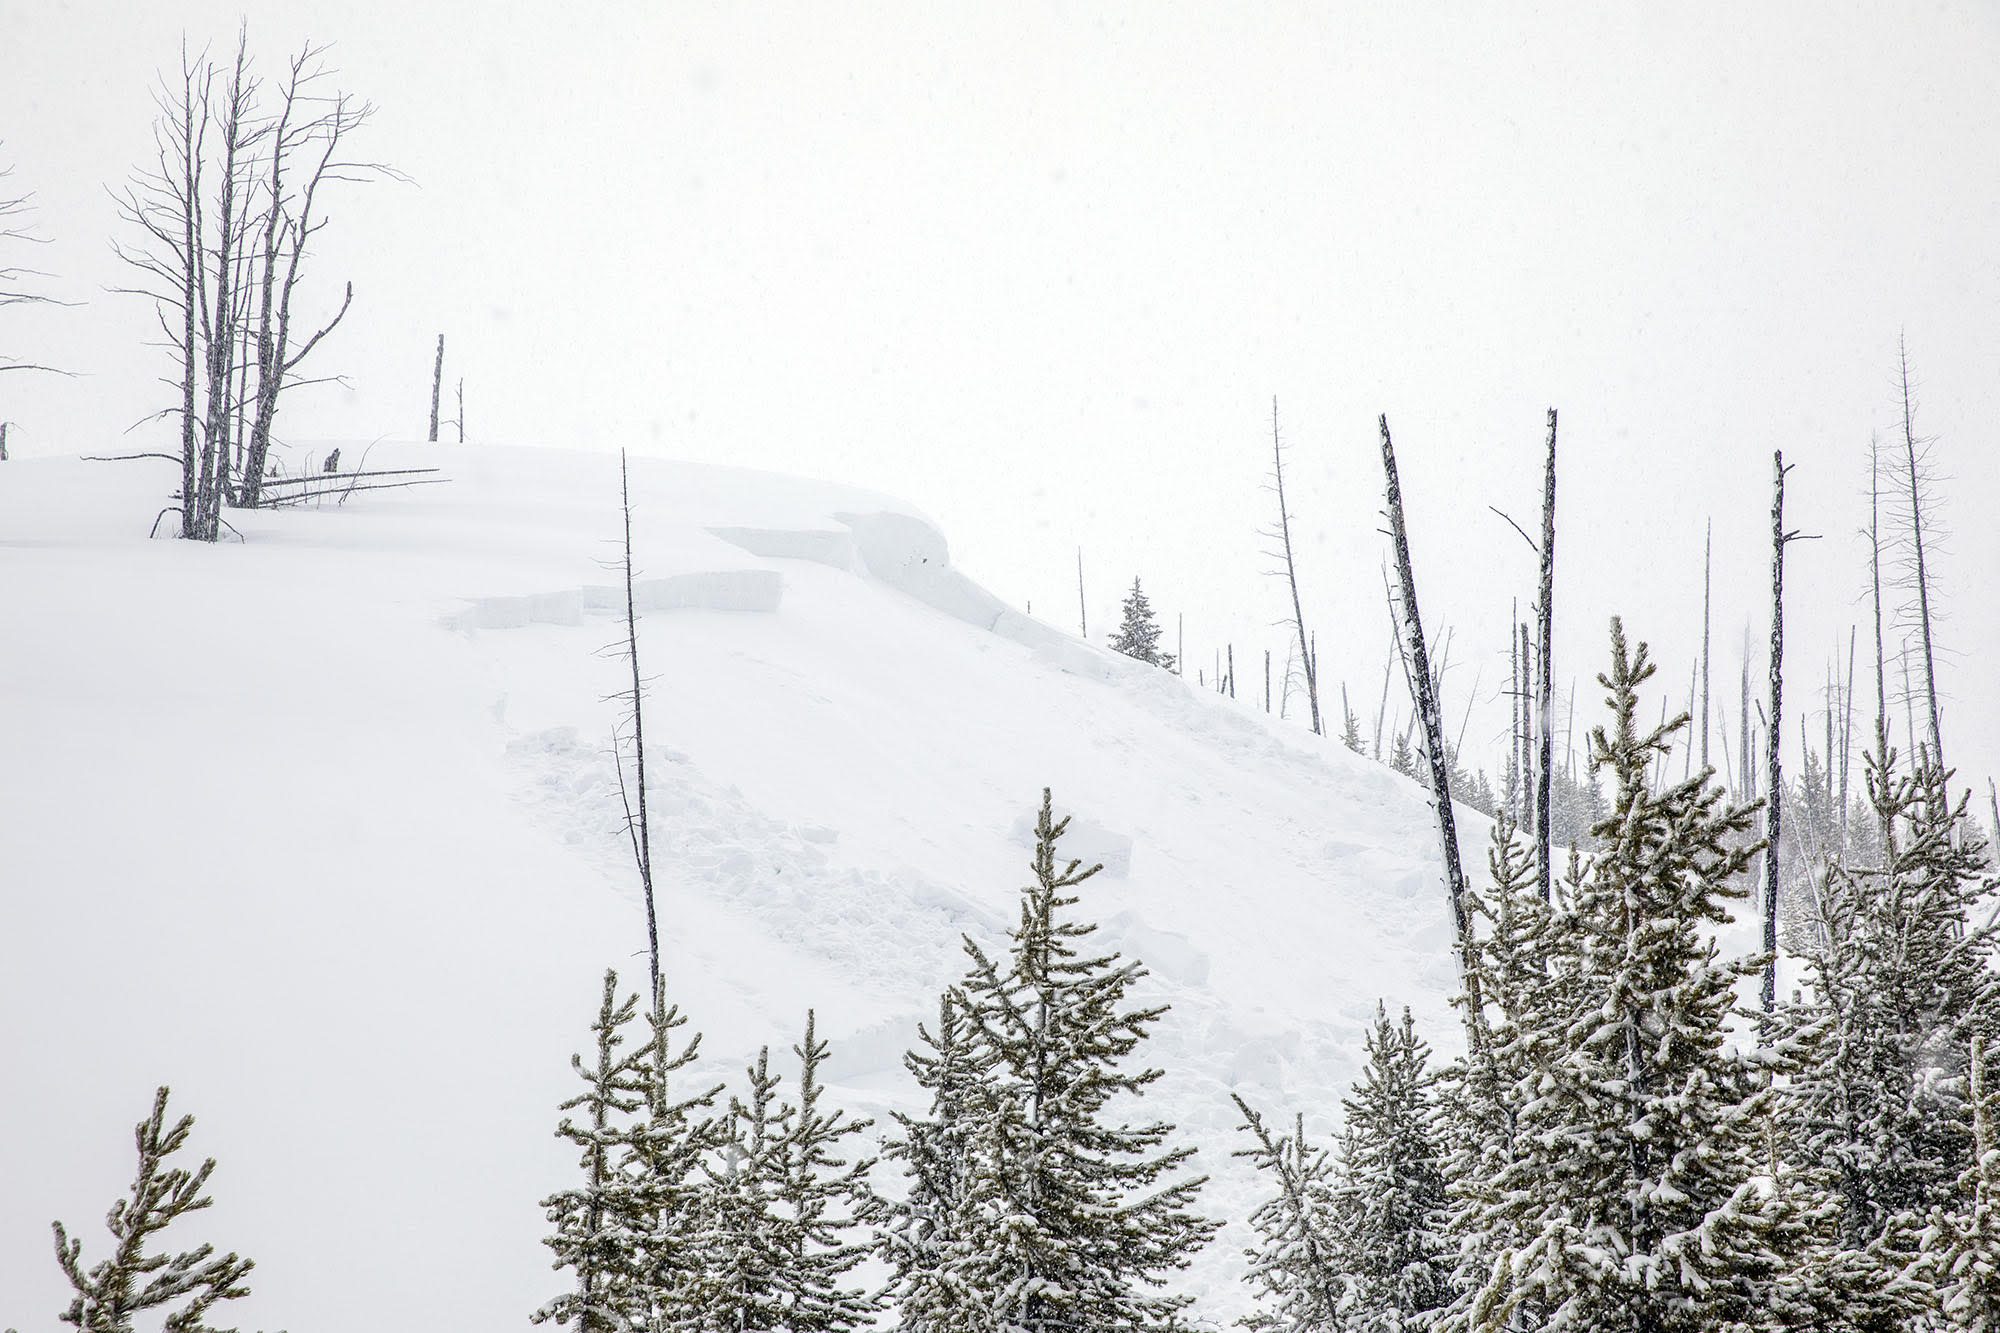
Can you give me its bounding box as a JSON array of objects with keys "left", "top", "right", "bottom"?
[
  {"left": 617, "top": 451, "right": 661, "bottom": 1015},
  {"left": 1535, "top": 408, "right": 1556, "bottom": 900},
  {"left": 1379, "top": 415, "right": 1474, "bottom": 1001},
  {"left": 1701, "top": 519, "right": 1712, "bottom": 775},
  {"left": 1897, "top": 339, "right": 1945, "bottom": 773},
  {"left": 1763, "top": 451, "right": 1793, "bottom": 1015},
  {"left": 1870, "top": 433, "right": 1887, "bottom": 754}
]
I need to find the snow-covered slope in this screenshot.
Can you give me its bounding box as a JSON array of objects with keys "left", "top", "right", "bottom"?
[{"left": 0, "top": 445, "right": 1473, "bottom": 1331}]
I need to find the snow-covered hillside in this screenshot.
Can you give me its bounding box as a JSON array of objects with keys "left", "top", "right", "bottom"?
[{"left": 0, "top": 445, "right": 1474, "bottom": 1331}]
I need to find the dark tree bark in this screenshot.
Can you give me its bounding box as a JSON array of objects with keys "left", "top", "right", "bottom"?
[
  {"left": 1701, "top": 519, "right": 1712, "bottom": 775},
  {"left": 1763, "top": 451, "right": 1812, "bottom": 1015},
  {"left": 614, "top": 451, "right": 661, "bottom": 1017},
  {"left": 1379, "top": 415, "right": 1473, "bottom": 1000},
  {"left": 1535, "top": 409, "right": 1556, "bottom": 900},
  {"left": 1896, "top": 337, "right": 1945, "bottom": 773}
]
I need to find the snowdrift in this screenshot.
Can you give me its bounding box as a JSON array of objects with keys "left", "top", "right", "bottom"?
[{"left": 0, "top": 444, "right": 1475, "bottom": 1330}]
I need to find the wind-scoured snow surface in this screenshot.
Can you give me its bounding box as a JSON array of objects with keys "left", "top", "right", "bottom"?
[{"left": 0, "top": 445, "right": 1475, "bottom": 1331}]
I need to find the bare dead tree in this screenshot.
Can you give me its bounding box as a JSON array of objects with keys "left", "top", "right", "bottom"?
[
  {"left": 1076, "top": 547, "right": 1087, "bottom": 639},
  {"left": 455, "top": 376, "right": 464, "bottom": 443},
  {"left": 112, "top": 31, "right": 391, "bottom": 532},
  {"left": 1262, "top": 398, "right": 1321, "bottom": 734},
  {"left": 1866, "top": 432, "right": 1889, "bottom": 761},
  {"left": 1701, "top": 519, "right": 1712, "bottom": 775},
  {"left": 1892, "top": 335, "right": 1947, "bottom": 775},
  {"left": 1988, "top": 777, "right": 1999, "bottom": 867},
  {"left": 1379, "top": 414, "right": 1474, "bottom": 1006},
  {"left": 1762, "top": 450, "right": 1816, "bottom": 1014},
  {"left": 610, "top": 449, "right": 662, "bottom": 1017},
  {"left": 1533, "top": 410, "right": 1557, "bottom": 898},
  {"left": 428, "top": 333, "right": 444, "bottom": 442},
  {"left": 236, "top": 43, "right": 386, "bottom": 507},
  {"left": 1373, "top": 620, "right": 1393, "bottom": 761}
]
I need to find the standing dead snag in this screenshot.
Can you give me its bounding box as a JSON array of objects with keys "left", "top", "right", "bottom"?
[
  {"left": 1894, "top": 336, "right": 1946, "bottom": 776},
  {"left": 237, "top": 41, "right": 380, "bottom": 508},
  {"left": 1763, "top": 450, "right": 1816, "bottom": 1014},
  {"left": 112, "top": 32, "right": 391, "bottom": 528},
  {"left": 1535, "top": 410, "right": 1556, "bottom": 901},
  {"left": 1263, "top": 397, "right": 1321, "bottom": 734},
  {"left": 612, "top": 450, "right": 662, "bottom": 1019},
  {"left": 1379, "top": 415, "right": 1473, "bottom": 1001}
]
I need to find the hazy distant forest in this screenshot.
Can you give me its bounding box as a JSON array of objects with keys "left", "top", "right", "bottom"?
[{"left": 11, "top": 27, "right": 2000, "bottom": 1333}]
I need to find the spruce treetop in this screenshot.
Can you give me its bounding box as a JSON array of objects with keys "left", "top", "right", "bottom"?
[
  {"left": 53, "top": 1087, "right": 256, "bottom": 1333},
  {"left": 1109, "top": 577, "right": 1174, "bottom": 671}
]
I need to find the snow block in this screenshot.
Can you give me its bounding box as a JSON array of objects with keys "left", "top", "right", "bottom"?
[
  {"left": 447, "top": 569, "right": 782, "bottom": 630},
  {"left": 1008, "top": 803, "right": 1134, "bottom": 878},
  {"left": 1101, "top": 909, "right": 1211, "bottom": 986},
  {"left": 708, "top": 525, "right": 865, "bottom": 573}
]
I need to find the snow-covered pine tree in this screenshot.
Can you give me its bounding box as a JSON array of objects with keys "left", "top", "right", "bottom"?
[
  {"left": 536, "top": 972, "right": 654, "bottom": 1333},
  {"left": 1332, "top": 1004, "right": 1452, "bottom": 1332},
  {"left": 1435, "top": 816, "right": 1560, "bottom": 1327},
  {"left": 773, "top": 1010, "right": 880, "bottom": 1333},
  {"left": 877, "top": 991, "right": 989, "bottom": 1332},
  {"left": 1108, "top": 578, "right": 1175, "bottom": 671},
  {"left": 1448, "top": 619, "right": 1800, "bottom": 1333},
  {"left": 949, "top": 788, "right": 1218, "bottom": 1333},
  {"left": 1783, "top": 738, "right": 2000, "bottom": 1248},
  {"left": 52, "top": 1087, "right": 256, "bottom": 1333},
  {"left": 1341, "top": 690, "right": 1365, "bottom": 753},
  {"left": 629, "top": 991, "right": 721, "bottom": 1333},
  {"left": 536, "top": 970, "right": 718, "bottom": 1333},
  {"left": 1232, "top": 1096, "right": 1346, "bottom": 1333},
  {"left": 1389, "top": 728, "right": 1416, "bottom": 780},
  {"left": 699, "top": 1045, "right": 798, "bottom": 1333},
  {"left": 1920, "top": 1034, "right": 2000, "bottom": 1330}
]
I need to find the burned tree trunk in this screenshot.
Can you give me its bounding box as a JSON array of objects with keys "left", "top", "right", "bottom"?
[
  {"left": 1535, "top": 409, "right": 1556, "bottom": 900},
  {"left": 615, "top": 450, "right": 661, "bottom": 1016},
  {"left": 1896, "top": 338, "right": 1945, "bottom": 773},
  {"left": 1763, "top": 451, "right": 1811, "bottom": 1015},
  {"left": 1379, "top": 415, "right": 1472, "bottom": 993}
]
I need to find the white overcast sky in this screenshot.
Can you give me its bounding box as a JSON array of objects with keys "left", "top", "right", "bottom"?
[{"left": 4, "top": 1, "right": 1998, "bottom": 809}]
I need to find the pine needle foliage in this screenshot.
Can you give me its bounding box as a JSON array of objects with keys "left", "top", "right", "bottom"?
[
  {"left": 699, "top": 1017, "right": 879, "bottom": 1333},
  {"left": 537, "top": 972, "right": 656, "bottom": 1333},
  {"left": 701, "top": 1047, "right": 797, "bottom": 1333},
  {"left": 52, "top": 1087, "right": 257, "bottom": 1333},
  {"left": 1920, "top": 1035, "right": 2000, "bottom": 1330},
  {"left": 774, "top": 1012, "right": 881, "bottom": 1333},
  {"left": 1333, "top": 1004, "right": 1453, "bottom": 1332},
  {"left": 878, "top": 992, "right": 990, "bottom": 1332},
  {"left": 905, "top": 788, "right": 1217, "bottom": 1333},
  {"left": 1782, "top": 739, "right": 2000, "bottom": 1249},
  {"left": 1446, "top": 619, "right": 1800, "bottom": 1333},
  {"left": 1231, "top": 1097, "right": 1346, "bottom": 1333},
  {"left": 536, "top": 969, "right": 717, "bottom": 1333},
  {"left": 1108, "top": 579, "right": 1175, "bottom": 671}
]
